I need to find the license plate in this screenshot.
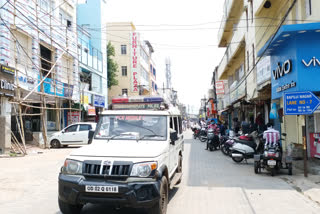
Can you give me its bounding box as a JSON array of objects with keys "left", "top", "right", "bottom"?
[
  {"left": 85, "top": 185, "right": 119, "bottom": 193},
  {"left": 267, "top": 160, "right": 276, "bottom": 166}
]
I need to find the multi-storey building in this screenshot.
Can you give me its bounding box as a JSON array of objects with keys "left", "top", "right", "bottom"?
[
  {"left": 216, "top": 0, "right": 320, "bottom": 158},
  {"left": 106, "top": 22, "right": 158, "bottom": 103},
  {"left": 0, "top": 0, "right": 78, "bottom": 152},
  {"left": 77, "top": 0, "right": 108, "bottom": 122}
]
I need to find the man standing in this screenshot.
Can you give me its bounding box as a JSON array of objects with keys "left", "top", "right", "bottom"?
[{"left": 263, "top": 122, "right": 280, "bottom": 149}]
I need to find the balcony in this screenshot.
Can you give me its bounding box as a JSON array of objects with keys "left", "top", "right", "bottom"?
[
  {"left": 218, "top": 0, "right": 244, "bottom": 47},
  {"left": 217, "top": 12, "right": 246, "bottom": 80}
]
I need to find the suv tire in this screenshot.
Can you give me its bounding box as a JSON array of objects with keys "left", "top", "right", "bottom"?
[
  {"left": 58, "top": 199, "right": 83, "bottom": 214},
  {"left": 149, "top": 176, "right": 168, "bottom": 214},
  {"left": 176, "top": 155, "right": 183, "bottom": 185}
]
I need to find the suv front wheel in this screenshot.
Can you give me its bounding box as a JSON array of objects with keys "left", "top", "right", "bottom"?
[
  {"left": 58, "top": 198, "right": 83, "bottom": 214},
  {"left": 149, "top": 176, "right": 168, "bottom": 214}
]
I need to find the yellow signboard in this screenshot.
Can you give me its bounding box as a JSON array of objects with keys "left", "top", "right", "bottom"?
[{"left": 81, "top": 95, "right": 89, "bottom": 105}]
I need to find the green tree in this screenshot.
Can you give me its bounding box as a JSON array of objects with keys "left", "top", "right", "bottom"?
[{"left": 107, "top": 42, "right": 119, "bottom": 88}]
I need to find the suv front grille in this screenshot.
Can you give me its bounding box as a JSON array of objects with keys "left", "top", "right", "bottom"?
[{"left": 83, "top": 160, "right": 132, "bottom": 177}]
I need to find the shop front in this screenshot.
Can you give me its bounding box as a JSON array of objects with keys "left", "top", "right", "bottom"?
[
  {"left": 258, "top": 22, "right": 320, "bottom": 158},
  {"left": 0, "top": 65, "right": 15, "bottom": 154}
]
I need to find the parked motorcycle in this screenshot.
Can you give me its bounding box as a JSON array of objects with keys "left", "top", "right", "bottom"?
[
  {"left": 254, "top": 133, "right": 292, "bottom": 176},
  {"left": 220, "top": 135, "right": 235, "bottom": 156},
  {"left": 192, "top": 127, "right": 201, "bottom": 139},
  {"left": 199, "top": 126, "right": 208, "bottom": 142},
  {"left": 230, "top": 131, "right": 264, "bottom": 163},
  {"left": 207, "top": 128, "right": 220, "bottom": 151}
]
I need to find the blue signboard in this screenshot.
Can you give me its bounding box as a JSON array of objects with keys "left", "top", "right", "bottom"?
[
  {"left": 257, "top": 23, "right": 320, "bottom": 99},
  {"left": 284, "top": 91, "right": 320, "bottom": 115},
  {"left": 93, "top": 94, "right": 105, "bottom": 108}
]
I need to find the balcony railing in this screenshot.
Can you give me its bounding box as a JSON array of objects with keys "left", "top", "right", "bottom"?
[{"left": 217, "top": 11, "right": 246, "bottom": 80}]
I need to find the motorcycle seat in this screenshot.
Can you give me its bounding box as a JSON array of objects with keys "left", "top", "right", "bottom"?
[{"left": 234, "top": 139, "right": 257, "bottom": 149}]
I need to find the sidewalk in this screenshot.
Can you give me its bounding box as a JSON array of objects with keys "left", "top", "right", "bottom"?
[
  {"left": 280, "top": 167, "right": 320, "bottom": 205},
  {"left": 0, "top": 144, "right": 56, "bottom": 158}
]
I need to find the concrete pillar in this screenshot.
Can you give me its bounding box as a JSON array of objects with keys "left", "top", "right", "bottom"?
[{"left": 0, "top": 97, "right": 11, "bottom": 154}]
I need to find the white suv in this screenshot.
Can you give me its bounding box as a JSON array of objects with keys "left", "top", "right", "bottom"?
[
  {"left": 50, "top": 122, "right": 96, "bottom": 148},
  {"left": 58, "top": 101, "right": 184, "bottom": 214}
]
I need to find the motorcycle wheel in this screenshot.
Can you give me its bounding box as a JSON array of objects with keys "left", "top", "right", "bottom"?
[
  {"left": 288, "top": 164, "right": 293, "bottom": 175},
  {"left": 254, "top": 161, "right": 259, "bottom": 174},
  {"left": 270, "top": 168, "right": 275, "bottom": 176},
  {"left": 221, "top": 145, "right": 229, "bottom": 156},
  {"left": 209, "top": 146, "right": 213, "bottom": 151},
  {"left": 232, "top": 156, "right": 244, "bottom": 163},
  {"left": 200, "top": 137, "right": 207, "bottom": 142},
  {"left": 193, "top": 134, "right": 196, "bottom": 139}
]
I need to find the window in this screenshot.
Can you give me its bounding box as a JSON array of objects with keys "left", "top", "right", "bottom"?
[
  {"left": 305, "top": 0, "right": 312, "bottom": 17},
  {"left": 39, "top": 0, "right": 49, "bottom": 12},
  {"left": 15, "top": 31, "right": 29, "bottom": 65},
  {"left": 121, "top": 45, "right": 127, "bottom": 54},
  {"left": 250, "top": 0, "right": 253, "bottom": 23},
  {"left": 80, "top": 124, "right": 92, "bottom": 131},
  {"left": 252, "top": 44, "right": 255, "bottom": 66},
  {"left": 122, "top": 89, "right": 128, "bottom": 95},
  {"left": 152, "top": 81, "right": 154, "bottom": 90},
  {"left": 245, "top": 8, "right": 248, "bottom": 31},
  {"left": 40, "top": 45, "right": 52, "bottom": 78},
  {"left": 170, "top": 117, "right": 173, "bottom": 129},
  {"left": 247, "top": 51, "right": 250, "bottom": 71},
  {"left": 65, "top": 125, "right": 78, "bottom": 132},
  {"left": 173, "top": 117, "right": 179, "bottom": 134},
  {"left": 178, "top": 116, "right": 182, "bottom": 134},
  {"left": 121, "top": 66, "right": 127, "bottom": 76}
]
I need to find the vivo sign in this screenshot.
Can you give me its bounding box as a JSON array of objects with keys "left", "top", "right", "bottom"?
[
  {"left": 272, "top": 59, "right": 292, "bottom": 80},
  {"left": 302, "top": 57, "right": 320, "bottom": 67}
]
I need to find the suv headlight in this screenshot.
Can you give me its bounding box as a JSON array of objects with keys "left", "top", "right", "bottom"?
[
  {"left": 130, "top": 162, "right": 157, "bottom": 177},
  {"left": 62, "top": 159, "right": 83, "bottom": 175}
]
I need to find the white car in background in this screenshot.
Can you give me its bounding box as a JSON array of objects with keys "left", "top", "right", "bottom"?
[{"left": 50, "top": 122, "right": 97, "bottom": 148}]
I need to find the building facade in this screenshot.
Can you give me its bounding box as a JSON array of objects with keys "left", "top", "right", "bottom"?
[
  {"left": 77, "top": 0, "right": 108, "bottom": 122},
  {"left": 106, "top": 22, "right": 158, "bottom": 104},
  {"left": 216, "top": 0, "right": 320, "bottom": 158},
  {"left": 0, "top": 0, "right": 79, "bottom": 152}
]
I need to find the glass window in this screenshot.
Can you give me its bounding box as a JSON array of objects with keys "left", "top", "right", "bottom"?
[
  {"left": 305, "top": 0, "right": 312, "bottom": 17},
  {"left": 93, "top": 48, "right": 98, "bottom": 69},
  {"left": 95, "top": 115, "right": 167, "bottom": 141},
  {"left": 65, "top": 125, "right": 78, "bottom": 132},
  {"left": 178, "top": 116, "right": 182, "bottom": 134},
  {"left": 173, "top": 117, "right": 179, "bottom": 134},
  {"left": 121, "top": 45, "right": 127, "bottom": 55},
  {"left": 122, "top": 88, "right": 128, "bottom": 95},
  {"left": 98, "top": 51, "right": 103, "bottom": 72},
  {"left": 121, "top": 66, "right": 127, "bottom": 76},
  {"left": 80, "top": 124, "right": 91, "bottom": 131}
]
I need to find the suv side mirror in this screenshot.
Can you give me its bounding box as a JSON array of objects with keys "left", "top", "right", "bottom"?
[
  {"left": 170, "top": 130, "right": 178, "bottom": 145},
  {"left": 282, "top": 133, "right": 287, "bottom": 136},
  {"left": 88, "top": 130, "right": 95, "bottom": 144},
  {"left": 61, "top": 130, "right": 65, "bottom": 133}
]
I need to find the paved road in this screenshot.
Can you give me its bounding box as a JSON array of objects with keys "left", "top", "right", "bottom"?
[{"left": 1, "top": 131, "right": 320, "bottom": 214}]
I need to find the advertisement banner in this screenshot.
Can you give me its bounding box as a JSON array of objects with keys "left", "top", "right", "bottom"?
[
  {"left": 131, "top": 32, "right": 139, "bottom": 93},
  {"left": 88, "top": 105, "right": 96, "bottom": 116},
  {"left": 93, "top": 94, "right": 105, "bottom": 108},
  {"left": 67, "top": 111, "right": 80, "bottom": 126},
  {"left": 215, "top": 81, "right": 225, "bottom": 95}
]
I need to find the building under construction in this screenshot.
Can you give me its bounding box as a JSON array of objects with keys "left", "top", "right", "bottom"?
[{"left": 0, "top": 0, "right": 81, "bottom": 154}]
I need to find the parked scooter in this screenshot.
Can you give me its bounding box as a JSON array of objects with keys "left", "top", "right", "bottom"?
[
  {"left": 207, "top": 128, "right": 220, "bottom": 151},
  {"left": 254, "top": 133, "right": 292, "bottom": 176},
  {"left": 230, "top": 131, "right": 264, "bottom": 163}
]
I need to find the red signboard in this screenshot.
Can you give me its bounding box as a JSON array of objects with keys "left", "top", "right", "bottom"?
[
  {"left": 310, "top": 133, "right": 320, "bottom": 159},
  {"left": 67, "top": 112, "right": 80, "bottom": 126},
  {"left": 216, "top": 81, "right": 225, "bottom": 95}
]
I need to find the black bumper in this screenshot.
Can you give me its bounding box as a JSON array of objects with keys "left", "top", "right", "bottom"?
[{"left": 58, "top": 174, "right": 161, "bottom": 208}]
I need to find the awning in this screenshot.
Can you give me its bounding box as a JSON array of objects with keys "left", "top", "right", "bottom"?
[{"left": 258, "top": 22, "right": 320, "bottom": 57}]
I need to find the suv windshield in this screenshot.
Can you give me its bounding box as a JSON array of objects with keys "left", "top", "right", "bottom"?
[{"left": 95, "top": 115, "right": 167, "bottom": 141}]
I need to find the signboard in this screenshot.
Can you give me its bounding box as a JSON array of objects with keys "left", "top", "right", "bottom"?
[
  {"left": 256, "top": 56, "right": 271, "bottom": 85},
  {"left": 88, "top": 105, "right": 96, "bottom": 116},
  {"left": 1, "top": 65, "right": 15, "bottom": 75},
  {"left": 67, "top": 111, "right": 80, "bottom": 126},
  {"left": 309, "top": 133, "right": 320, "bottom": 159},
  {"left": 131, "top": 32, "right": 139, "bottom": 93},
  {"left": 284, "top": 91, "right": 320, "bottom": 115},
  {"left": 215, "top": 81, "right": 225, "bottom": 95},
  {"left": 112, "top": 103, "right": 160, "bottom": 110},
  {"left": 38, "top": 77, "right": 65, "bottom": 97},
  {"left": 0, "top": 65, "right": 15, "bottom": 97},
  {"left": 93, "top": 94, "right": 105, "bottom": 108}
]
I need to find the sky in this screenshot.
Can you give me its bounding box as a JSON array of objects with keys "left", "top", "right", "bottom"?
[{"left": 105, "top": 0, "right": 226, "bottom": 114}]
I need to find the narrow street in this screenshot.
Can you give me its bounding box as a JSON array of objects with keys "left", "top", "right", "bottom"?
[{"left": 1, "top": 131, "right": 320, "bottom": 214}]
